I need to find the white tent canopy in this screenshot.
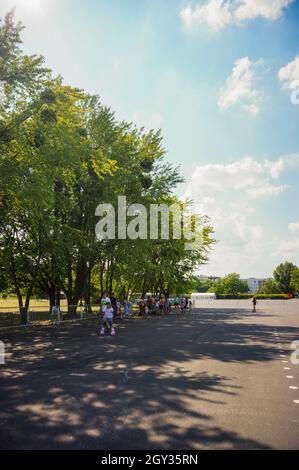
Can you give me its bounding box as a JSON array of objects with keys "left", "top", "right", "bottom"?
[{"left": 191, "top": 293, "right": 216, "bottom": 307}]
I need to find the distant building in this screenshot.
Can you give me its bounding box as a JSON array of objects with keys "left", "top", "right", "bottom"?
[
  {"left": 198, "top": 275, "right": 221, "bottom": 281},
  {"left": 244, "top": 278, "right": 265, "bottom": 293}
]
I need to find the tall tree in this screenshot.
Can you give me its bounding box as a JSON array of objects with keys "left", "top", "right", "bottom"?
[
  {"left": 0, "top": 11, "right": 216, "bottom": 319},
  {"left": 290, "top": 267, "right": 299, "bottom": 295},
  {"left": 258, "top": 278, "right": 280, "bottom": 294},
  {"left": 273, "top": 262, "right": 297, "bottom": 294},
  {"left": 0, "top": 10, "right": 50, "bottom": 147},
  {"left": 209, "top": 273, "right": 248, "bottom": 296}
]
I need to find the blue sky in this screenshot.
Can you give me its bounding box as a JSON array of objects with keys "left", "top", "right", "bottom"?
[{"left": 1, "top": 0, "right": 299, "bottom": 277}]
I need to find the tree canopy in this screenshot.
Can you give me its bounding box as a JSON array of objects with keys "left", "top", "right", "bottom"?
[
  {"left": 290, "top": 267, "right": 299, "bottom": 295},
  {"left": 208, "top": 273, "right": 248, "bottom": 296},
  {"left": 273, "top": 262, "right": 297, "bottom": 295},
  {"left": 258, "top": 278, "right": 280, "bottom": 295},
  {"left": 0, "top": 11, "right": 216, "bottom": 317}
]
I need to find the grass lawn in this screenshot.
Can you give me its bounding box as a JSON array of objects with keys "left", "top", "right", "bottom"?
[{"left": 0, "top": 298, "right": 68, "bottom": 312}]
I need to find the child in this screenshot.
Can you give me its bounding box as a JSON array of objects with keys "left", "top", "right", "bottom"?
[
  {"left": 155, "top": 298, "right": 160, "bottom": 315},
  {"left": 124, "top": 298, "right": 131, "bottom": 317},
  {"left": 117, "top": 301, "right": 122, "bottom": 318},
  {"left": 100, "top": 301, "right": 115, "bottom": 336},
  {"left": 180, "top": 297, "right": 186, "bottom": 314},
  {"left": 138, "top": 299, "right": 145, "bottom": 316},
  {"left": 146, "top": 295, "right": 153, "bottom": 315},
  {"left": 51, "top": 304, "right": 62, "bottom": 324},
  {"left": 174, "top": 296, "right": 180, "bottom": 314}
]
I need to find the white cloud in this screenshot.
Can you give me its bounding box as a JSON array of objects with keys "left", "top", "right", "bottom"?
[
  {"left": 275, "top": 238, "right": 299, "bottom": 260},
  {"left": 181, "top": 154, "right": 298, "bottom": 277},
  {"left": 180, "top": 0, "right": 233, "bottom": 30},
  {"left": 218, "top": 57, "right": 263, "bottom": 115},
  {"left": 234, "top": 0, "right": 293, "bottom": 22},
  {"left": 265, "top": 153, "right": 299, "bottom": 178},
  {"left": 275, "top": 219, "right": 299, "bottom": 261},
  {"left": 247, "top": 182, "right": 288, "bottom": 198},
  {"left": 183, "top": 156, "right": 289, "bottom": 200},
  {"left": 131, "top": 110, "right": 164, "bottom": 130},
  {"left": 289, "top": 220, "right": 299, "bottom": 233},
  {"left": 180, "top": 0, "right": 294, "bottom": 31},
  {"left": 278, "top": 56, "right": 299, "bottom": 90},
  {"left": 242, "top": 103, "right": 260, "bottom": 116}
]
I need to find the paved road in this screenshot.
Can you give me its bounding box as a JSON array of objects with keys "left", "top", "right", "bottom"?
[{"left": 0, "top": 300, "right": 299, "bottom": 449}]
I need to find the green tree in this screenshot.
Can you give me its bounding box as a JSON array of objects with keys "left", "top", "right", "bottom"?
[
  {"left": 193, "top": 277, "right": 215, "bottom": 293},
  {"left": 290, "top": 268, "right": 299, "bottom": 295},
  {"left": 0, "top": 11, "right": 216, "bottom": 319},
  {"left": 273, "top": 262, "right": 297, "bottom": 294},
  {"left": 209, "top": 273, "right": 248, "bottom": 296},
  {"left": 258, "top": 278, "right": 280, "bottom": 294},
  {"left": 0, "top": 10, "right": 50, "bottom": 147}
]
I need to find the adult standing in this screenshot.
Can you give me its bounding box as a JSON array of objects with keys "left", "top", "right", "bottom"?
[
  {"left": 174, "top": 296, "right": 180, "bottom": 314},
  {"left": 146, "top": 295, "right": 153, "bottom": 315},
  {"left": 252, "top": 296, "right": 257, "bottom": 313},
  {"left": 180, "top": 297, "right": 186, "bottom": 314},
  {"left": 100, "top": 291, "right": 111, "bottom": 315},
  {"left": 110, "top": 292, "right": 118, "bottom": 316}
]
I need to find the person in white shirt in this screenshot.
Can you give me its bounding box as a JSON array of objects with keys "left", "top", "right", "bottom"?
[
  {"left": 100, "top": 291, "right": 111, "bottom": 315},
  {"left": 100, "top": 301, "right": 115, "bottom": 336}
]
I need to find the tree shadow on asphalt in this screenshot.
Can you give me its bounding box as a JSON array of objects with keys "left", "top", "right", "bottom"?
[
  {"left": 0, "top": 361, "right": 269, "bottom": 450},
  {"left": 1, "top": 306, "right": 296, "bottom": 450}
]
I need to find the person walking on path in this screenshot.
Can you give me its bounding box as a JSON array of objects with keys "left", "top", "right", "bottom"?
[
  {"left": 174, "top": 296, "right": 180, "bottom": 314},
  {"left": 180, "top": 297, "right": 186, "bottom": 314},
  {"left": 252, "top": 295, "right": 257, "bottom": 313}
]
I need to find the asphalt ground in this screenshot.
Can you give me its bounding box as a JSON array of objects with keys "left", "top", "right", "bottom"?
[{"left": 0, "top": 300, "right": 298, "bottom": 450}]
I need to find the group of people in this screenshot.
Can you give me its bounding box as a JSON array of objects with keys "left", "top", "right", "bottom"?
[
  {"left": 99, "top": 292, "right": 194, "bottom": 336},
  {"left": 137, "top": 295, "right": 193, "bottom": 316},
  {"left": 99, "top": 291, "right": 132, "bottom": 336}
]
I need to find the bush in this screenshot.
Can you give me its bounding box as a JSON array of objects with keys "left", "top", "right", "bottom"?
[{"left": 216, "top": 294, "right": 289, "bottom": 300}]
